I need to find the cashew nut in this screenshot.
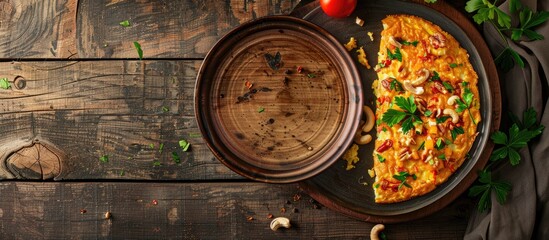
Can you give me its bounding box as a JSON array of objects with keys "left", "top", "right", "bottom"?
[
  {"left": 447, "top": 95, "right": 460, "bottom": 105},
  {"left": 443, "top": 108, "right": 459, "bottom": 123},
  {"left": 270, "top": 217, "right": 291, "bottom": 231},
  {"left": 403, "top": 80, "right": 424, "bottom": 95},
  {"left": 388, "top": 36, "right": 402, "bottom": 48},
  {"left": 362, "top": 105, "right": 375, "bottom": 132},
  {"left": 355, "top": 134, "right": 372, "bottom": 145},
  {"left": 370, "top": 224, "right": 385, "bottom": 240},
  {"left": 411, "top": 68, "right": 430, "bottom": 86}
]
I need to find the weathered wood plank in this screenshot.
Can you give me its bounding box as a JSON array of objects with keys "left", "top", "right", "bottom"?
[
  {"left": 0, "top": 0, "right": 78, "bottom": 58},
  {"left": 0, "top": 182, "right": 470, "bottom": 239},
  {"left": 0, "top": 60, "right": 242, "bottom": 180},
  {"left": 0, "top": 0, "right": 299, "bottom": 59}
]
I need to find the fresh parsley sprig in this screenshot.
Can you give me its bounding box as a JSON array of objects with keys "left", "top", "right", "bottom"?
[
  {"left": 387, "top": 47, "right": 402, "bottom": 62},
  {"left": 465, "top": 0, "right": 549, "bottom": 72},
  {"left": 468, "top": 170, "right": 512, "bottom": 212},
  {"left": 490, "top": 108, "right": 544, "bottom": 165},
  {"left": 381, "top": 96, "right": 422, "bottom": 134},
  {"left": 469, "top": 108, "right": 544, "bottom": 212},
  {"left": 454, "top": 87, "right": 477, "bottom": 125}
]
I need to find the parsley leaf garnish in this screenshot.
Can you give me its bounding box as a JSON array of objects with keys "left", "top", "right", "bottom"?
[
  {"left": 451, "top": 126, "right": 465, "bottom": 140},
  {"left": 510, "top": 7, "right": 549, "bottom": 41},
  {"left": 490, "top": 110, "right": 544, "bottom": 166},
  {"left": 436, "top": 116, "right": 451, "bottom": 124},
  {"left": 99, "top": 155, "right": 109, "bottom": 163},
  {"left": 387, "top": 47, "right": 402, "bottom": 62},
  {"left": 442, "top": 82, "right": 454, "bottom": 92},
  {"left": 179, "top": 139, "right": 191, "bottom": 152},
  {"left": 400, "top": 40, "right": 419, "bottom": 46},
  {"left": 449, "top": 63, "right": 458, "bottom": 68},
  {"left": 469, "top": 108, "right": 544, "bottom": 212},
  {"left": 133, "top": 41, "right": 143, "bottom": 60},
  {"left": 172, "top": 152, "right": 181, "bottom": 164},
  {"left": 455, "top": 87, "right": 477, "bottom": 124},
  {"left": 431, "top": 71, "right": 440, "bottom": 81},
  {"left": 389, "top": 78, "right": 404, "bottom": 92},
  {"left": 381, "top": 96, "right": 422, "bottom": 134},
  {"left": 393, "top": 171, "right": 416, "bottom": 190},
  {"left": 258, "top": 107, "right": 265, "bottom": 113},
  {"left": 465, "top": 0, "right": 547, "bottom": 72},
  {"left": 119, "top": 20, "right": 131, "bottom": 27},
  {"left": 377, "top": 154, "right": 386, "bottom": 163},
  {"left": 0, "top": 78, "right": 11, "bottom": 89},
  {"left": 468, "top": 170, "right": 512, "bottom": 212}
]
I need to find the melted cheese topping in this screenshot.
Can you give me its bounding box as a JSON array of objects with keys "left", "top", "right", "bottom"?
[{"left": 372, "top": 15, "right": 481, "bottom": 203}]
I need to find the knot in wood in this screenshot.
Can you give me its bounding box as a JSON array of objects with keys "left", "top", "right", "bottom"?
[{"left": 6, "top": 142, "right": 63, "bottom": 180}]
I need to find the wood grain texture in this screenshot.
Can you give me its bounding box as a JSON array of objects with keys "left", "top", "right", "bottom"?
[
  {"left": 0, "top": 60, "right": 242, "bottom": 180},
  {"left": 0, "top": 182, "right": 469, "bottom": 239},
  {"left": 76, "top": 0, "right": 299, "bottom": 59},
  {"left": 0, "top": 0, "right": 78, "bottom": 58}
]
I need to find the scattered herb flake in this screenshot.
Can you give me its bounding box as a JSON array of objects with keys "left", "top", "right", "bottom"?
[
  {"left": 418, "top": 141, "right": 425, "bottom": 150},
  {"left": 451, "top": 126, "right": 465, "bottom": 140},
  {"left": 438, "top": 154, "right": 446, "bottom": 160},
  {"left": 393, "top": 171, "right": 415, "bottom": 189},
  {"left": 179, "top": 139, "right": 190, "bottom": 152},
  {"left": 442, "top": 82, "right": 454, "bottom": 92},
  {"left": 265, "top": 52, "right": 282, "bottom": 70},
  {"left": 424, "top": 110, "right": 432, "bottom": 117},
  {"left": 149, "top": 143, "right": 155, "bottom": 149},
  {"left": 172, "top": 152, "right": 181, "bottom": 164},
  {"left": 119, "top": 20, "right": 130, "bottom": 27},
  {"left": 159, "top": 143, "right": 164, "bottom": 153},
  {"left": 431, "top": 71, "right": 440, "bottom": 81},
  {"left": 152, "top": 160, "right": 162, "bottom": 167},
  {"left": 99, "top": 155, "right": 109, "bottom": 163},
  {"left": 133, "top": 41, "right": 143, "bottom": 60},
  {"left": 188, "top": 133, "right": 202, "bottom": 138},
  {"left": 258, "top": 107, "right": 265, "bottom": 113},
  {"left": 400, "top": 40, "right": 419, "bottom": 46},
  {"left": 0, "top": 78, "right": 10, "bottom": 89},
  {"left": 387, "top": 47, "right": 403, "bottom": 62},
  {"left": 449, "top": 63, "right": 458, "bottom": 68},
  {"left": 307, "top": 73, "right": 316, "bottom": 78},
  {"left": 376, "top": 154, "right": 386, "bottom": 163},
  {"left": 162, "top": 106, "right": 170, "bottom": 113},
  {"left": 119, "top": 170, "right": 125, "bottom": 176}
]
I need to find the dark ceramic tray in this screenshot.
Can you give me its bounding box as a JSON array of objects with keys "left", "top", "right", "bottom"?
[{"left": 293, "top": 0, "right": 501, "bottom": 222}]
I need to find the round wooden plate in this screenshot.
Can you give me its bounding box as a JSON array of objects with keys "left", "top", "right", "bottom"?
[
  {"left": 195, "top": 16, "right": 363, "bottom": 183},
  {"left": 292, "top": 0, "right": 501, "bottom": 222}
]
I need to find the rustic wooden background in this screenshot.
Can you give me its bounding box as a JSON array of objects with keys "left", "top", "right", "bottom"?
[{"left": 0, "top": 0, "right": 476, "bottom": 238}]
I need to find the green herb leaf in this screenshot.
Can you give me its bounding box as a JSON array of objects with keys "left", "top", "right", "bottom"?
[
  {"left": 172, "top": 152, "right": 181, "bottom": 164},
  {"left": 431, "top": 71, "right": 440, "bottom": 81},
  {"left": 159, "top": 143, "right": 164, "bottom": 153},
  {"left": 424, "top": 0, "right": 437, "bottom": 3},
  {"left": 394, "top": 96, "right": 417, "bottom": 114},
  {"left": 393, "top": 171, "right": 415, "bottom": 190},
  {"left": 119, "top": 20, "right": 130, "bottom": 27},
  {"left": 389, "top": 78, "right": 404, "bottom": 92},
  {"left": 438, "top": 154, "right": 446, "bottom": 160},
  {"left": 133, "top": 41, "right": 143, "bottom": 60},
  {"left": 149, "top": 143, "right": 155, "bottom": 149},
  {"left": 179, "top": 139, "right": 191, "bottom": 152},
  {"left": 436, "top": 138, "right": 445, "bottom": 150},
  {"left": 119, "top": 170, "right": 125, "bottom": 176},
  {"left": 511, "top": 8, "right": 549, "bottom": 41},
  {"left": 436, "top": 116, "right": 450, "bottom": 124},
  {"left": 451, "top": 126, "right": 465, "bottom": 140},
  {"left": 495, "top": 47, "right": 524, "bottom": 73},
  {"left": 510, "top": 0, "right": 522, "bottom": 13},
  {"left": 162, "top": 106, "right": 170, "bottom": 113},
  {"left": 449, "top": 63, "right": 458, "bottom": 68},
  {"left": 307, "top": 73, "right": 316, "bottom": 78},
  {"left": 382, "top": 109, "right": 407, "bottom": 127},
  {"left": 258, "top": 107, "right": 265, "bottom": 113},
  {"left": 387, "top": 47, "right": 402, "bottom": 62},
  {"left": 400, "top": 40, "right": 419, "bottom": 46},
  {"left": 442, "top": 82, "right": 454, "bottom": 92},
  {"left": 469, "top": 170, "right": 511, "bottom": 212},
  {"left": 99, "top": 155, "right": 109, "bottom": 163},
  {"left": 153, "top": 160, "right": 162, "bottom": 167},
  {"left": 0, "top": 78, "right": 10, "bottom": 89},
  {"left": 418, "top": 141, "right": 425, "bottom": 150},
  {"left": 424, "top": 110, "right": 432, "bottom": 117},
  {"left": 377, "top": 154, "right": 386, "bottom": 163}
]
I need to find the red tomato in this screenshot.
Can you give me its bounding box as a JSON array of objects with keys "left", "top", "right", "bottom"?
[{"left": 320, "top": 0, "right": 357, "bottom": 18}]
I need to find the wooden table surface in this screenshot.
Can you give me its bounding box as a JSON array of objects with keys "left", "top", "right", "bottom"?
[{"left": 0, "top": 0, "right": 477, "bottom": 239}]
